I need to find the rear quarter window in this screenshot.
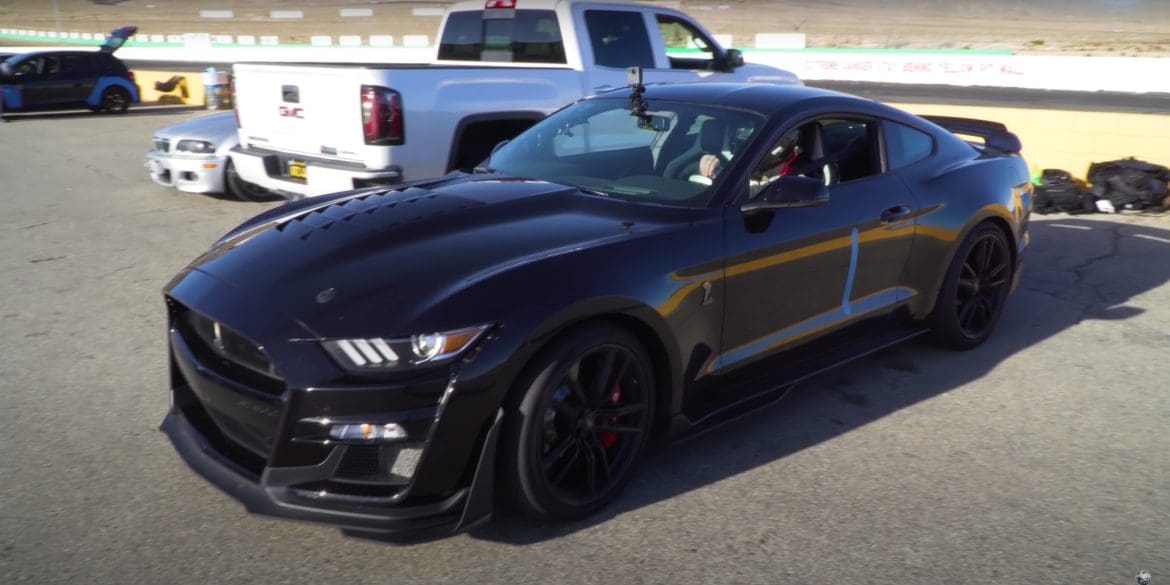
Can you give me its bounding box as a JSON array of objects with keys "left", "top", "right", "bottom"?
[
  {"left": 438, "top": 10, "right": 566, "bottom": 64},
  {"left": 885, "top": 121, "right": 935, "bottom": 170}
]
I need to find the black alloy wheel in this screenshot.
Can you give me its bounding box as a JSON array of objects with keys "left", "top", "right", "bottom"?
[
  {"left": 101, "top": 87, "right": 129, "bottom": 114},
  {"left": 503, "top": 324, "right": 655, "bottom": 521},
  {"left": 931, "top": 223, "right": 1013, "bottom": 350},
  {"left": 225, "top": 159, "right": 278, "bottom": 202}
]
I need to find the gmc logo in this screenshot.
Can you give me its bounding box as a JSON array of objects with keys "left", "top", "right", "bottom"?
[{"left": 279, "top": 106, "right": 304, "bottom": 119}]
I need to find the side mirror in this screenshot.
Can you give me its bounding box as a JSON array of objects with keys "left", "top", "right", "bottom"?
[
  {"left": 724, "top": 48, "right": 745, "bottom": 71},
  {"left": 741, "top": 175, "right": 829, "bottom": 213}
]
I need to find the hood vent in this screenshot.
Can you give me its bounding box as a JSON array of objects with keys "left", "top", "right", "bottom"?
[{"left": 275, "top": 187, "right": 486, "bottom": 241}]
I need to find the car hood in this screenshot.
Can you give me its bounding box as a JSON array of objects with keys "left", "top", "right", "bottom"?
[
  {"left": 185, "top": 176, "right": 671, "bottom": 337},
  {"left": 153, "top": 111, "right": 238, "bottom": 146}
]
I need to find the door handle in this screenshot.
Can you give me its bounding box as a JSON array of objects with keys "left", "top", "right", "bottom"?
[{"left": 880, "top": 205, "right": 913, "bottom": 224}]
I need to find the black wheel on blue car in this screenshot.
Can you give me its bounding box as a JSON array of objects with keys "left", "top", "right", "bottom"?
[
  {"left": 225, "top": 159, "right": 278, "bottom": 202},
  {"left": 502, "top": 324, "right": 655, "bottom": 521},
  {"left": 100, "top": 87, "right": 129, "bottom": 114},
  {"left": 930, "top": 223, "right": 1013, "bottom": 350}
]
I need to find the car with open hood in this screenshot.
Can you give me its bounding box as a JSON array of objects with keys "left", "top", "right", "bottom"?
[
  {"left": 161, "top": 80, "right": 1032, "bottom": 538},
  {"left": 0, "top": 26, "right": 139, "bottom": 115}
]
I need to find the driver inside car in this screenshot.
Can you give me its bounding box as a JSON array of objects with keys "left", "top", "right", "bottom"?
[{"left": 697, "top": 128, "right": 806, "bottom": 197}]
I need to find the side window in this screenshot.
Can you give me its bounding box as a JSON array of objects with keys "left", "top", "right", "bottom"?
[
  {"left": 747, "top": 117, "right": 878, "bottom": 197},
  {"left": 584, "top": 10, "right": 654, "bottom": 69},
  {"left": 14, "top": 57, "right": 42, "bottom": 76},
  {"left": 817, "top": 118, "right": 879, "bottom": 183},
  {"left": 41, "top": 56, "right": 61, "bottom": 75},
  {"left": 553, "top": 107, "right": 661, "bottom": 156},
  {"left": 60, "top": 55, "right": 93, "bottom": 75},
  {"left": 656, "top": 15, "right": 716, "bottom": 70},
  {"left": 885, "top": 121, "right": 935, "bottom": 170}
]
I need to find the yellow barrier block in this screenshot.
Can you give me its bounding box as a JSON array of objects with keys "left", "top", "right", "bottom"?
[
  {"left": 891, "top": 103, "right": 1170, "bottom": 179},
  {"left": 132, "top": 69, "right": 207, "bottom": 107}
]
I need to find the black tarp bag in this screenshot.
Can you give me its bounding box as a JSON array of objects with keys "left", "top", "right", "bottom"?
[
  {"left": 1033, "top": 169, "right": 1095, "bottom": 214},
  {"left": 1087, "top": 158, "right": 1169, "bottom": 211}
]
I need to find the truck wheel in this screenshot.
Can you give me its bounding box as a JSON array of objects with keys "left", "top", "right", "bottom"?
[
  {"left": 100, "top": 87, "right": 130, "bottom": 114},
  {"left": 226, "top": 160, "right": 276, "bottom": 202},
  {"left": 500, "top": 324, "right": 655, "bottom": 522}
]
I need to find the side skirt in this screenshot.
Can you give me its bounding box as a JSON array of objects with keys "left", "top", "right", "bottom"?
[{"left": 671, "top": 321, "right": 928, "bottom": 442}]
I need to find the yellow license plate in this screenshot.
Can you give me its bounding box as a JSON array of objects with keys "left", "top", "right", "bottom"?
[{"left": 287, "top": 160, "right": 307, "bottom": 180}]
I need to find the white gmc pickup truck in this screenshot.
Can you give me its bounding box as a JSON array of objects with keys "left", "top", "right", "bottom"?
[{"left": 229, "top": 0, "right": 800, "bottom": 198}]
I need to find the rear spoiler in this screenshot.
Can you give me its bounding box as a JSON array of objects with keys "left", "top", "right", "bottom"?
[{"left": 921, "top": 115, "right": 1022, "bottom": 155}]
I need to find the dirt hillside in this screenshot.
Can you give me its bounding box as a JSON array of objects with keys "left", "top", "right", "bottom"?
[{"left": 2, "top": 0, "right": 1169, "bottom": 55}]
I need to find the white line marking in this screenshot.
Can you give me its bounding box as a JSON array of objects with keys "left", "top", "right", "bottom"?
[
  {"left": 1134, "top": 234, "right": 1170, "bottom": 244},
  {"left": 1049, "top": 224, "right": 1092, "bottom": 230}
]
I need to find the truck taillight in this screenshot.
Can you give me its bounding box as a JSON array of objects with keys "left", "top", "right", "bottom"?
[{"left": 361, "top": 85, "right": 404, "bottom": 146}]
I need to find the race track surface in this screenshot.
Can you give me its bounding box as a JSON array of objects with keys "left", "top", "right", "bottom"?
[{"left": 1, "top": 109, "right": 1168, "bottom": 584}]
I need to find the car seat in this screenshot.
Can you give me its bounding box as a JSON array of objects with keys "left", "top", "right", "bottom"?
[{"left": 664, "top": 119, "right": 727, "bottom": 180}]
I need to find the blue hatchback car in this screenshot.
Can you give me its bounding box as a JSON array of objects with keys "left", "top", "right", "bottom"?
[{"left": 0, "top": 26, "right": 140, "bottom": 116}]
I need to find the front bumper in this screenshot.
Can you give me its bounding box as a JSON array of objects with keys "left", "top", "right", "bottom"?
[
  {"left": 229, "top": 145, "right": 402, "bottom": 198},
  {"left": 160, "top": 288, "right": 501, "bottom": 536},
  {"left": 145, "top": 151, "right": 227, "bottom": 194},
  {"left": 161, "top": 409, "right": 495, "bottom": 535}
]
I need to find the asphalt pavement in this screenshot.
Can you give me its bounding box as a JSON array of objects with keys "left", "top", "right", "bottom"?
[{"left": 1, "top": 109, "right": 1168, "bottom": 584}]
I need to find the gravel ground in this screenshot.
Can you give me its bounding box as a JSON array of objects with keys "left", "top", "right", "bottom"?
[{"left": 1, "top": 109, "right": 1168, "bottom": 584}]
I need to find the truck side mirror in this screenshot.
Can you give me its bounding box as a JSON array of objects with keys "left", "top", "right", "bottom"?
[{"left": 724, "top": 48, "right": 745, "bottom": 71}]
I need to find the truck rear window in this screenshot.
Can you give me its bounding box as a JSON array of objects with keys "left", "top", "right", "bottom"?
[{"left": 438, "top": 10, "right": 566, "bottom": 64}]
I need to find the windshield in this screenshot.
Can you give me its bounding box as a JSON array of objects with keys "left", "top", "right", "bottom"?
[{"left": 488, "top": 98, "right": 764, "bottom": 207}]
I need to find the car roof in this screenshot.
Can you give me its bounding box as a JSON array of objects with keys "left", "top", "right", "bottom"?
[{"left": 9, "top": 50, "right": 109, "bottom": 61}]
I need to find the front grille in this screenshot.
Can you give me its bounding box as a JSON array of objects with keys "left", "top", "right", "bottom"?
[
  {"left": 153, "top": 138, "right": 170, "bottom": 152},
  {"left": 173, "top": 306, "right": 283, "bottom": 396},
  {"left": 175, "top": 384, "right": 267, "bottom": 478}
]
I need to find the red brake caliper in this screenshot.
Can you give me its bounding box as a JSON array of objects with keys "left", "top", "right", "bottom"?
[{"left": 598, "top": 384, "right": 621, "bottom": 450}]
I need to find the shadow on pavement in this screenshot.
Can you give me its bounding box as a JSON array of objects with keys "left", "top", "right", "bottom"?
[
  {"left": 461, "top": 216, "right": 1170, "bottom": 545},
  {"left": 3, "top": 105, "right": 207, "bottom": 122}
]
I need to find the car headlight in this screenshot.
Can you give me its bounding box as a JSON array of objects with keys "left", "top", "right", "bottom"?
[
  {"left": 321, "top": 325, "right": 490, "bottom": 371},
  {"left": 176, "top": 139, "right": 216, "bottom": 154}
]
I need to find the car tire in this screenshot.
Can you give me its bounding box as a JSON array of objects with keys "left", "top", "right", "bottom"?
[
  {"left": 929, "top": 222, "right": 1014, "bottom": 350},
  {"left": 225, "top": 159, "right": 276, "bottom": 202},
  {"left": 500, "top": 323, "right": 655, "bottom": 522},
  {"left": 100, "top": 87, "right": 130, "bottom": 114}
]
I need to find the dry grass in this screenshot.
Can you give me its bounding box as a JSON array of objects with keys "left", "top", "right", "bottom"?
[{"left": 1, "top": 0, "right": 1169, "bottom": 55}]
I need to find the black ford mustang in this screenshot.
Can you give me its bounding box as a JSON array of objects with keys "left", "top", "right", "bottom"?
[{"left": 161, "top": 82, "right": 1031, "bottom": 537}]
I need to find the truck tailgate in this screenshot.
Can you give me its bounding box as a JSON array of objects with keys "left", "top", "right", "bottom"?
[{"left": 234, "top": 64, "right": 369, "bottom": 165}]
